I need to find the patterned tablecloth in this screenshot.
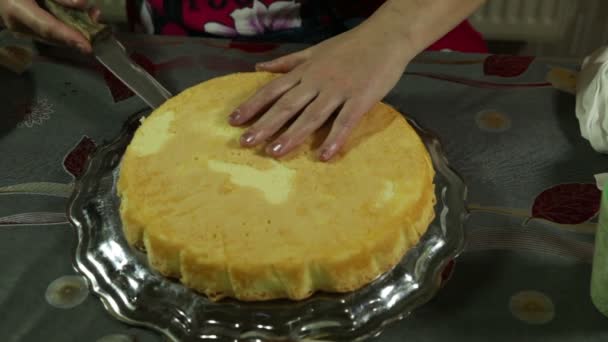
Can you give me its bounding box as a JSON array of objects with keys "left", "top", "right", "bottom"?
[{"left": 1, "top": 30, "right": 608, "bottom": 342}]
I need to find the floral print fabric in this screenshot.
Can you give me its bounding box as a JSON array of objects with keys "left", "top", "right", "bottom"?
[{"left": 138, "top": 0, "right": 487, "bottom": 53}]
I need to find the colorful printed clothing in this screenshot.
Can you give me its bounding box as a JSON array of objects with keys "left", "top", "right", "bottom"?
[{"left": 129, "top": 0, "right": 487, "bottom": 52}]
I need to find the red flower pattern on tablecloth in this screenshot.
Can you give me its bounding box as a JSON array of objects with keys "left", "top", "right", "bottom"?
[
  {"left": 0, "top": 135, "right": 97, "bottom": 226},
  {"left": 228, "top": 41, "right": 279, "bottom": 53},
  {"left": 483, "top": 55, "right": 535, "bottom": 78},
  {"left": 531, "top": 183, "right": 601, "bottom": 225},
  {"left": 63, "top": 136, "right": 97, "bottom": 178},
  {"left": 440, "top": 260, "right": 455, "bottom": 288}
]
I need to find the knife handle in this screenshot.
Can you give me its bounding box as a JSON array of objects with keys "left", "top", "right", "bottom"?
[{"left": 43, "top": 0, "right": 111, "bottom": 42}]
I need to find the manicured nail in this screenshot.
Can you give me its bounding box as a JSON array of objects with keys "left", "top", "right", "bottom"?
[
  {"left": 319, "top": 144, "right": 337, "bottom": 161},
  {"left": 240, "top": 132, "right": 256, "bottom": 146},
  {"left": 267, "top": 142, "right": 283, "bottom": 155},
  {"left": 229, "top": 110, "right": 241, "bottom": 123},
  {"left": 74, "top": 42, "right": 90, "bottom": 54},
  {"left": 255, "top": 62, "right": 269, "bottom": 71}
]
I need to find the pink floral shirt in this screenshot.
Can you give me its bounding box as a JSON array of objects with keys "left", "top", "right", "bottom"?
[
  {"left": 135, "top": 0, "right": 487, "bottom": 53},
  {"left": 142, "top": 0, "right": 307, "bottom": 37}
]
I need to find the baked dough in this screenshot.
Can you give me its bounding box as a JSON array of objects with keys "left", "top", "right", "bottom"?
[{"left": 118, "top": 72, "right": 436, "bottom": 301}]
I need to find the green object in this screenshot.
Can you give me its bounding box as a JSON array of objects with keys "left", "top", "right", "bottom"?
[
  {"left": 591, "top": 183, "right": 608, "bottom": 318},
  {"left": 43, "top": 0, "right": 110, "bottom": 42}
]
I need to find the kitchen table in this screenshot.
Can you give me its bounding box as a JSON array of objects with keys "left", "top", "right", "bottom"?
[{"left": 1, "top": 30, "right": 607, "bottom": 342}]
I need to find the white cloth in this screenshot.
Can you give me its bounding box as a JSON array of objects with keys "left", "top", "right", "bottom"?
[
  {"left": 595, "top": 173, "right": 608, "bottom": 190},
  {"left": 576, "top": 47, "right": 608, "bottom": 153}
]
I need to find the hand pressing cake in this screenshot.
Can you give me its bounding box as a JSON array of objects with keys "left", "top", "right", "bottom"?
[{"left": 118, "top": 72, "right": 436, "bottom": 301}]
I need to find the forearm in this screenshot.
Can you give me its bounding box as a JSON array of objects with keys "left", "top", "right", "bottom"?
[{"left": 360, "top": 0, "right": 486, "bottom": 59}]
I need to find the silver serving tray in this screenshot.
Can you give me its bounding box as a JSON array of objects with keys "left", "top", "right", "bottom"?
[{"left": 67, "top": 110, "right": 467, "bottom": 341}]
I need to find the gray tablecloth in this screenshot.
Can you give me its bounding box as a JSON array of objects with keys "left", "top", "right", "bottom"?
[{"left": 1, "top": 31, "right": 607, "bottom": 341}]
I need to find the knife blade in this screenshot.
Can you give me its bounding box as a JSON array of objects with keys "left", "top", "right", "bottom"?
[
  {"left": 44, "top": 1, "right": 172, "bottom": 109},
  {"left": 93, "top": 36, "right": 172, "bottom": 109}
]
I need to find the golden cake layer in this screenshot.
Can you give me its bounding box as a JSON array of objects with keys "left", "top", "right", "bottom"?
[{"left": 118, "top": 72, "right": 436, "bottom": 301}]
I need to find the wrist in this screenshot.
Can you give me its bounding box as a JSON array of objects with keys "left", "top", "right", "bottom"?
[
  {"left": 357, "top": 0, "right": 486, "bottom": 59},
  {"left": 354, "top": 14, "right": 419, "bottom": 64}
]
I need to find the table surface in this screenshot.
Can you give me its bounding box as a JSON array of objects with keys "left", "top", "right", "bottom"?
[{"left": 1, "top": 31, "right": 608, "bottom": 342}]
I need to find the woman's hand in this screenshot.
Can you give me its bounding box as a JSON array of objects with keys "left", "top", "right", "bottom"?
[
  {"left": 229, "top": 22, "right": 413, "bottom": 162},
  {"left": 230, "top": 0, "right": 485, "bottom": 161},
  {"left": 0, "top": 0, "right": 100, "bottom": 53}
]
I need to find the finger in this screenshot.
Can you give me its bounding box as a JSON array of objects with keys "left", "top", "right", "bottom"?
[
  {"left": 255, "top": 49, "right": 310, "bottom": 73},
  {"left": 240, "top": 85, "right": 318, "bottom": 148},
  {"left": 11, "top": 1, "right": 92, "bottom": 53},
  {"left": 88, "top": 6, "right": 102, "bottom": 23},
  {"left": 318, "top": 98, "right": 371, "bottom": 162},
  {"left": 52, "top": 0, "right": 90, "bottom": 9},
  {"left": 45, "top": 1, "right": 101, "bottom": 22},
  {"left": 266, "top": 92, "right": 344, "bottom": 158},
  {"left": 229, "top": 73, "right": 300, "bottom": 126}
]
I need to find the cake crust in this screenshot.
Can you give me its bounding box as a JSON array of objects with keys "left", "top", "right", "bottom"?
[{"left": 118, "top": 72, "right": 436, "bottom": 301}]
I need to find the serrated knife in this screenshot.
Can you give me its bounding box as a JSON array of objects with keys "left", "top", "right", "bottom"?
[{"left": 44, "top": 1, "right": 172, "bottom": 109}]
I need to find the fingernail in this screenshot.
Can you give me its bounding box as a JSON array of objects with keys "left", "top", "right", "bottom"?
[
  {"left": 75, "top": 42, "right": 89, "bottom": 54},
  {"left": 255, "top": 62, "right": 269, "bottom": 71},
  {"left": 229, "top": 110, "right": 241, "bottom": 123},
  {"left": 267, "top": 142, "right": 283, "bottom": 155},
  {"left": 240, "top": 132, "right": 256, "bottom": 146},
  {"left": 319, "top": 144, "right": 337, "bottom": 161},
  {"left": 320, "top": 150, "right": 332, "bottom": 161}
]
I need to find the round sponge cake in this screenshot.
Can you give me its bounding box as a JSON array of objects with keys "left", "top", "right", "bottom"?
[{"left": 118, "top": 72, "right": 436, "bottom": 301}]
